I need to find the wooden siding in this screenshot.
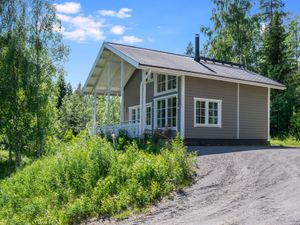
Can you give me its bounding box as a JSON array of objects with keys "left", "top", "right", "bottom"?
[
  {"left": 239, "top": 84, "right": 268, "bottom": 139},
  {"left": 123, "top": 69, "right": 154, "bottom": 121},
  {"left": 185, "top": 76, "right": 238, "bottom": 139}
]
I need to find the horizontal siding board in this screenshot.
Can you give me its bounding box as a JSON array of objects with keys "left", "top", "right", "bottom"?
[
  {"left": 185, "top": 76, "right": 237, "bottom": 139},
  {"left": 124, "top": 69, "right": 141, "bottom": 121},
  {"left": 239, "top": 84, "right": 268, "bottom": 139},
  {"left": 124, "top": 69, "right": 154, "bottom": 121}
]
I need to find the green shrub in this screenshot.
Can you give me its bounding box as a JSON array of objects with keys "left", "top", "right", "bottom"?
[{"left": 0, "top": 133, "right": 195, "bottom": 224}]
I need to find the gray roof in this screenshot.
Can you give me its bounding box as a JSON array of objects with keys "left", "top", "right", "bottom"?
[{"left": 107, "top": 42, "right": 285, "bottom": 89}]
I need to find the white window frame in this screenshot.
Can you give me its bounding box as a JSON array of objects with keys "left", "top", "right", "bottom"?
[
  {"left": 154, "top": 94, "right": 178, "bottom": 130},
  {"left": 145, "top": 103, "right": 152, "bottom": 130},
  {"left": 154, "top": 73, "right": 178, "bottom": 96},
  {"left": 194, "top": 97, "right": 222, "bottom": 128},
  {"left": 128, "top": 105, "right": 140, "bottom": 123}
]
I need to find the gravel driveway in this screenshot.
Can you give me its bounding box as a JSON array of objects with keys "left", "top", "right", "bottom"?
[{"left": 91, "top": 146, "right": 300, "bottom": 225}]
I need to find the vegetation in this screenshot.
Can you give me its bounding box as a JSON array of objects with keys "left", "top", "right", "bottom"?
[
  {"left": 0, "top": 0, "right": 68, "bottom": 166},
  {"left": 0, "top": 133, "right": 195, "bottom": 224},
  {"left": 270, "top": 136, "right": 300, "bottom": 147},
  {"left": 190, "top": 0, "right": 300, "bottom": 140}
]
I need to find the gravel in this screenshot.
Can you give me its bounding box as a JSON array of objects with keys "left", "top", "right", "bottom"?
[{"left": 88, "top": 146, "right": 300, "bottom": 225}]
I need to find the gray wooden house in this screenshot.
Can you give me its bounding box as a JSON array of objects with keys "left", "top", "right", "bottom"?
[{"left": 83, "top": 35, "right": 285, "bottom": 145}]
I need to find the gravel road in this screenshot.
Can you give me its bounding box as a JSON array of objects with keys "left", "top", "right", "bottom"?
[{"left": 90, "top": 146, "right": 300, "bottom": 225}]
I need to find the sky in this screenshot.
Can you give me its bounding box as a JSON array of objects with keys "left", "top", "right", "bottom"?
[{"left": 53, "top": 0, "right": 300, "bottom": 88}]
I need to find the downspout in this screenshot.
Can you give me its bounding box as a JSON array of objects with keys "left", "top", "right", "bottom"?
[{"left": 139, "top": 69, "right": 152, "bottom": 137}]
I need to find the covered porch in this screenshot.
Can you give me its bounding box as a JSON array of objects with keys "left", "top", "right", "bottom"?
[{"left": 83, "top": 44, "right": 151, "bottom": 138}]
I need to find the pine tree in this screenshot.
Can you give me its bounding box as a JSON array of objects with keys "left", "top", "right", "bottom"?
[
  {"left": 260, "top": 12, "right": 296, "bottom": 135},
  {"left": 260, "top": 12, "right": 291, "bottom": 82},
  {"left": 56, "top": 73, "right": 67, "bottom": 109}
]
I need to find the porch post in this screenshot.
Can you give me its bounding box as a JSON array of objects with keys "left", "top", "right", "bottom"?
[
  {"left": 120, "top": 59, "right": 124, "bottom": 123},
  {"left": 139, "top": 70, "right": 151, "bottom": 137},
  {"left": 107, "top": 61, "right": 111, "bottom": 125},
  {"left": 92, "top": 89, "right": 97, "bottom": 135}
]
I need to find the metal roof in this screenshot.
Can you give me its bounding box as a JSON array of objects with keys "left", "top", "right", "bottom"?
[{"left": 107, "top": 42, "right": 285, "bottom": 89}]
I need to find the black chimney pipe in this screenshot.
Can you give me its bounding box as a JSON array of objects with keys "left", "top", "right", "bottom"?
[{"left": 194, "top": 34, "right": 200, "bottom": 62}]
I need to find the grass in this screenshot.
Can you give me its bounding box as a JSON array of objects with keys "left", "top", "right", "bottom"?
[
  {"left": 0, "top": 133, "right": 195, "bottom": 225},
  {"left": 0, "top": 150, "right": 32, "bottom": 180},
  {"left": 270, "top": 136, "right": 300, "bottom": 147}
]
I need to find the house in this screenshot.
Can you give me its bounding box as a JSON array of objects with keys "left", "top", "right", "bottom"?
[{"left": 83, "top": 34, "right": 285, "bottom": 145}]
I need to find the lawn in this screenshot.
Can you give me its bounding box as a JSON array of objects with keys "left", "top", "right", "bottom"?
[
  {"left": 0, "top": 133, "right": 195, "bottom": 225},
  {"left": 270, "top": 136, "right": 300, "bottom": 147}
]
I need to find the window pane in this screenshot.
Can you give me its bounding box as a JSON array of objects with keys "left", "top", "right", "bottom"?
[
  {"left": 167, "top": 75, "right": 177, "bottom": 90},
  {"left": 131, "top": 109, "right": 136, "bottom": 123},
  {"left": 167, "top": 97, "right": 176, "bottom": 127},
  {"left": 146, "top": 106, "right": 152, "bottom": 126},
  {"left": 208, "top": 101, "right": 218, "bottom": 125},
  {"left": 157, "top": 74, "right": 166, "bottom": 93},
  {"left": 137, "top": 108, "right": 140, "bottom": 122},
  {"left": 195, "top": 100, "right": 206, "bottom": 125},
  {"left": 157, "top": 99, "right": 166, "bottom": 128}
]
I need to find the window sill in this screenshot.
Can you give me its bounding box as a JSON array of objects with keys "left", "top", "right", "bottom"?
[
  {"left": 194, "top": 124, "right": 222, "bottom": 128},
  {"left": 154, "top": 88, "right": 178, "bottom": 97}
]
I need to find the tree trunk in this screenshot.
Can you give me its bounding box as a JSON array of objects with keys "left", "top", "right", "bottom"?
[{"left": 15, "top": 143, "right": 21, "bottom": 168}]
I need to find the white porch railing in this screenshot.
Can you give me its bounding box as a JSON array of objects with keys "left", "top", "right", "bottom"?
[{"left": 97, "top": 121, "right": 140, "bottom": 138}]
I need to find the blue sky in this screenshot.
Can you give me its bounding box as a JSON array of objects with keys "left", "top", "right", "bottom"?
[{"left": 54, "top": 0, "right": 300, "bottom": 87}]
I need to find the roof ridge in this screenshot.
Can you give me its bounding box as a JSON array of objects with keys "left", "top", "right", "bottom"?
[
  {"left": 107, "top": 42, "right": 246, "bottom": 68},
  {"left": 106, "top": 41, "right": 192, "bottom": 59}
]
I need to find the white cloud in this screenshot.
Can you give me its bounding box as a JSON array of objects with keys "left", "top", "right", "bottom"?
[
  {"left": 110, "top": 25, "right": 125, "bottom": 35},
  {"left": 57, "top": 14, "right": 105, "bottom": 42},
  {"left": 119, "top": 35, "right": 143, "bottom": 44},
  {"left": 98, "top": 8, "right": 132, "bottom": 19},
  {"left": 54, "top": 2, "right": 80, "bottom": 14}
]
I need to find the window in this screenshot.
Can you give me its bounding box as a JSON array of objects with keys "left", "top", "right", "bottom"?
[
  {"left": 194, "top": 98, "right": 222, "bottom": 127},
  {"left": 167, "top": 75, "right": 177, "bottom": 90},
  {"left": 146, "top": 104, "right": 152, "bottom": 128},
  {"left": 157, "top": 74, "right": 166, "bottom": 93},
  {"left": 155, "top": 74, "right": 177, "bottom": 95},
  {"left": 157, "top": 99, "right": 166, "bottom": 128},
  {"left": 156, "top": 95, "right": 177, "bottom": 129},
  {"left": 129, "top": 105, "right": 140, "bottom": 123}
]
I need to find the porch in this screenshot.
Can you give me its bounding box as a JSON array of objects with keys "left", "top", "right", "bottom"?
[{"left": 83, "top": 42, "right": 186, "bottom": 138}]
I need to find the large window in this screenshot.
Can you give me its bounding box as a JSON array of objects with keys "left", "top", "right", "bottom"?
[
  {"left": 194, "top": 98, "right": 222, "bottom": 127},
  {"left": 155, "top": 74, "right": 177, "bottom": 95},
  {"left": 129, "top": 105, "right": 140, "bottom": 123},
  {"left": 156, "top": 95, "right": 177, "bottom": 129},
  {"left": 145, "top": 104, "right": 152, "bottom": 129}
]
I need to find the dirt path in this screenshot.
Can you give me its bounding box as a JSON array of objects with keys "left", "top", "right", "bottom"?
[{"left": 90, "top": 146, "right": 300, "bottom": 225}]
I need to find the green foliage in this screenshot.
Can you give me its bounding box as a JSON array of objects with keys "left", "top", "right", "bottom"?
[
  {"left": 59, "top": 92, "right": 92, "bottom": 136},
  {"left": 0, "top": 150, "right": 33, "bottom": 180},
  {"left": 56, "top": 73, "right": 67, "bottom": 109},
  {"left": 291, "top": 110, "right": 300, "bottom": 140},
  {"left": 200, "top": 0, "right": 260, "bottom": 68},
  {"left": 270, "top": 136, "right": 300, "bottom": 147},
  {"left": 0, "top": 134, "right": 195, "bottom": 224},
  {"left": 0, "top": 0, "right": 68, "bottom": 166}
]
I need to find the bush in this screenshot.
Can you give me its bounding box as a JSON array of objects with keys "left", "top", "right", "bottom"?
[
  {"left": 0, "top": 133, "right": 195, "bottom": 224},
  {"left": 291, "top": 110, "right": 300, "bottom": 140}
]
